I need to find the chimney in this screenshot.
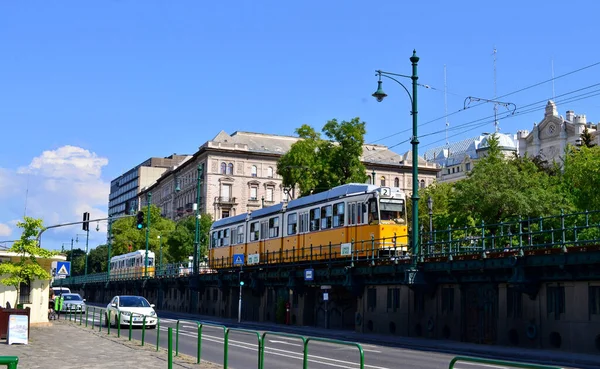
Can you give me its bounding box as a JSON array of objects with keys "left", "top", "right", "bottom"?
[{"left": 566, "top": 110, "right": 575, "bottom": 122}]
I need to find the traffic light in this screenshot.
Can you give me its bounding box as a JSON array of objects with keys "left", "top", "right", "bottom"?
[
  {"left": 136, "top": 211, "right": 145, "bottom": 229},
  {"left": 240, "top": 281, "right": 245, "bottom": 286},
  {"left": 82, "top": 212, "right": 90, "bottom": 231}
]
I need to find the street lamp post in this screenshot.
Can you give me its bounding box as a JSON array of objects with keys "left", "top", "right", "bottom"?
[
  {"left": 107, "top": 216, "right": 112, "bottom": 279},
  {"left": 144, "top": 192, "right": 152, "bottom": 278},
  {"left": 157, "top": 234, "right": 163, "bottom": 276},
  {"left": 427, "top": 196, "right": 433, "bottom": 255},
  {"left": 193, "top": 164, "right": 204, "bottom": 276},
  {"left": 372, "top": 50, "right": 421, "bottom": 274}
]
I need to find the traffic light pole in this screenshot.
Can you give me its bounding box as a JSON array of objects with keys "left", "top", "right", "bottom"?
[
  {"left": 193, "top": 164, "right": 203, "bottom": 276},
  {"left": 144, "top": 192, "right": 152, "bottom": 278},
  {"left": 238, "top": 266, "right": 243, "bottom": 323},
  {"left": 107, "top": 216, "right": 112, "bottom": 279},
  {"left": 84, "top": 227, "right": 89, "bottom": 277}
]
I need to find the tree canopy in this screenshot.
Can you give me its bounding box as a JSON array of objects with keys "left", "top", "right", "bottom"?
[
  {"left": 0, "top": 217, "right": 58, "bottom": 305},
  {"left": 277, "top": 117, "right": 368, "bottom": 197}
]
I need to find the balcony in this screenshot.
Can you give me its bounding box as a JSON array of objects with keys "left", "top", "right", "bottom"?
[{"left": 215, "top": 196, "right": 237, "bottom": 205}]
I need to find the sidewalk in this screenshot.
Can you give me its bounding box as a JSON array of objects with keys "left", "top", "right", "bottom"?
[
  {"left": 157, "top": 308, "right": 600, "bottom": 369},
  {"left": 0, "top": 319, "right": 220, "bottom": 369}
]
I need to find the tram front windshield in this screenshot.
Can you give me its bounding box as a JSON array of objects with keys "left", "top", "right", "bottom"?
[{"left": 379, "top": 199, "right": 405, "bottom": 224}]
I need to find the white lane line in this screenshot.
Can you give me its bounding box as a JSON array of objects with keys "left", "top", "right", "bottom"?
[
  {"left": 167, "top": 327, "right": 388, "bottom": 369},
  {"left": 455, "top": 365, "right": 509, "bottom": 369}
]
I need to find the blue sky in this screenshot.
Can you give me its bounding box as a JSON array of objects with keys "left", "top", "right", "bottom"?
[{"left": 1, "top": 1, "right": 599, "bottom": 251}]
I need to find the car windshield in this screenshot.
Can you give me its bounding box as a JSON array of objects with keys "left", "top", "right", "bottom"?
[
  {"left": 119, "top": 296, "right": 150, "bottom": 308},
  {"left": 63, "top": 294, "right": 83, "bottom": 301}
]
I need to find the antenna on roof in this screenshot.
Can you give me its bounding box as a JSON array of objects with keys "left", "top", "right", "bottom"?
[
  {"left": 551, "top": 57, "right": 556, "bottom": 104},
  {"left": 444, "top": 64, "right": 449, "bottom": 146},
  {"left": 493, "top": 47, "right": 499, "bottom": 133}
]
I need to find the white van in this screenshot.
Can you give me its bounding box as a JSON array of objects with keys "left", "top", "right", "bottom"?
[{"left": 52, "top": 287, "right": 71, "bottom": 297}]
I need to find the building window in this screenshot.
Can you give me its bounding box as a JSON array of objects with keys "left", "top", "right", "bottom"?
[
  {"left": 220, "top": 162, "right": 227, "bottom": 174},
  {"left": 367, "top": 288, "right": 377, "bottom": 311},
  {"left": 547, "top": 285, "right": 565, "bottom": 320},
  {"left": 227, "top": 163, "right": 233, "bottom": 175},
  {"left": 394, "top": 177, "right": 399, "bottom": 187},
  {"left": 251, "top": 165, "right": 257, "bottom": 177},
  {"left": 387, "top": 287, "right": 400, "bottom": 312},
  {"left": 380, "top": 176, "right": 385, "bottom": 186},
  {"left": 221, "top": 184, "right": 232, "bottom": 202},
  {"left": 420, "top": 179, "right": 425, "bottom": 188},
  {"left": 19, "top": 281, "right": 31, "bottom": 304},
  {"left": 266, "top": 187, "right": 274, "bottom": 202},
  {"left": 507, "top": 287, "right": 523, "bottom": 318},
  {"left": 250, "top": 186, "right": 258, "bottom": 201},
  {"left": 366, "top": 176, "right": 371, "bottom": 184},
  {"left": 441, "top": 287, "right": 454, "bottom": 314},
  {"left": 267, "top": 167, "right": 273, "bottom": 178},
  {"left": 222, "top": 210, "right": 230, "bottom": 218},
  {"left": 466, "top": 163, "right": 471, "bottom": 171}
]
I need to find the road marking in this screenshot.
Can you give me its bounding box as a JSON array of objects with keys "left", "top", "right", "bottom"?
[
  {"left": 455, "top": 364, "right": 509, "bottom": 369},
  {"left": 269, "top": 339, "right": 303, "bottom": 346},
  {"left": 160, "top": 326, "right": 388, "bottom": 369}
]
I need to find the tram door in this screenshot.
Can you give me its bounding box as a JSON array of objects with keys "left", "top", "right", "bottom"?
[{"left": 462, "top": 284, "right": 498, "bottom": 344}]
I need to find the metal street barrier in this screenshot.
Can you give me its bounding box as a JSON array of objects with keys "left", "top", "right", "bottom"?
[
  {"left": 0, "top": 357, "right": 18, "bottom": 369},
  {"left": 260, "top": 331, "right": 307, "bottom": 369},
  {"left": 448, "top": 356, "right": 563, "bottom": 369},
  {"left": 224, "top": 327, "right": 262, "bottom": 369},
  {"left": 304, "top": 337, "right": 364, "bottom": 369}
]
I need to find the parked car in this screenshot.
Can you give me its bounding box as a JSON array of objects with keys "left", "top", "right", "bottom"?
[
  {"left": 105, "top": 295, "right": 157, "bottom": 328},
  {"left": 51, "top": 287, "right": 71, "bottom": 297},
  {"left": 59, "top": 293, "right": 86, "bottom": 313}
]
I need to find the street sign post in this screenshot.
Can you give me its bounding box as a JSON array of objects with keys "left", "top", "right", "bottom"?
[
  {"left": 56, "top": 261, "right": 71, "bottom": 277},
  {"left": 233, "top": 254, "right": 245, "bottom": 266}
]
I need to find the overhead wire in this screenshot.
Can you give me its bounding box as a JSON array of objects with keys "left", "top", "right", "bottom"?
[{"left": 367, "top": 60, "right": 600, "bottom": 146}]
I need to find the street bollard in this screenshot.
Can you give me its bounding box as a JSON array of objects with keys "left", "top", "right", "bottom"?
[
  {"left": 168, "top": 327, "right": 173, "bottom": 369},
  {"left": 141, "top": 316, "right": 146, "bottom": 346}
]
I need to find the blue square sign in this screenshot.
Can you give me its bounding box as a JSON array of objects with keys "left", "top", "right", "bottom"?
[
  {"left": 304, "top": 268, "right": 314, "bottom": 281},
  {"left": 56, "top": 261, "right": 71, "bottom": 276},
  {"left": 233, "top": 254, "right": 244, "bottom": 266}
]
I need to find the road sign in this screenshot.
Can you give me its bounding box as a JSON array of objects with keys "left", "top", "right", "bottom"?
[
  {"left": 233, "top": 254, "right": 245, "bottom": 266},
  {"left": 248, "top": 253, "right": 260, "bottom": 265},
  {"left": 56, "top": 261, "right": 71, "bottom": 276},
  {"left": 320, "top": 285, "right": 332, "bottom": 290},
  {"left": 304, "top": 268, "right": 314, "bottom": 281},
  {"left": 340, "top": 242, "right": 352, "bottom": 256}
]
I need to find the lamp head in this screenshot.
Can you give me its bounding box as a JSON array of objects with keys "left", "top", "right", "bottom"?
[
  {"left": 427, "top": 196, "right": 433, "bottom": 211},
  {"left": 372, "top": 80, "right": 387, "bottom": 102}
]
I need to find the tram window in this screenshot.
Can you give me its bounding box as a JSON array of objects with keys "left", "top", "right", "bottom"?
[
  {"left": 368, "top": 199, "right": 379, "bottom": 223},
  {"left": 349, "top": 203, "right": 356, "bottom": 225},
  {"left": 211, "top": 232, "right": 218, "bottom": 248},
  {"left": 230, "top": 227, "right": 236, "bottom": 245},
  {"left": 333, "top": 202, "right": 345, "bottom": 227},
  {"left": 237, "top": 225, "right": 244, "bottom": 243},
  {"left": 299, "top": 212, "right": 308, "bottom": 233},
  {"left": 310, "top": 208, "right": 320, "bottom": 231},
  {"left": 148, "top": 258, "right": 154, "bottom": 266},
  {"left": 269, "top": 217, "right": 280, "bottom": 238},
  {"left": 287, "top": 213, "right": 297, "bottom": 235},
  {"left": 321, "top": 205, "right": 332, "bottom": 229},
  {"left": 250, "top": 222, "right": 259, "bottom": 241},
  {"left": 261, "top": 221, "right": 268, "bottom": 240},
  {"left": 223, "top": 228, "right": 230, "bottom": 246}
]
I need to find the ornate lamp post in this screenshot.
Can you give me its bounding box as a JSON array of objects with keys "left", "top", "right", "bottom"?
[
  {"left": 427, "top": 196, "right": 433, "bottom": 255},
  {"left": 372, "top": 50, "right": 421, "bottom": 278}
]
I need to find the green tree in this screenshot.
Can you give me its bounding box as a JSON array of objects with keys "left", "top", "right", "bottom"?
[
  {"left": 110, "top": 205, "right": 175, "bottom": 258},
  {"left": 580, "top": 126, "right": 597, "bottom": 148},
  {"left": 450, "top": 134, "right": 567, "bottom": 225},
  {"left": 277, "top": 117, "right": 368, "bottom": 197},
  {"left": 66, "top": 248, "right": 86, "bottom": 276},
  {"left": 0, "top": 217, "right": 58, "bottom": 306},
  {"left": 87, "top": 244, "right": 108, "bottom": 273},
  {"left": 166, "top": 214, "right": 213, "bottom": 263},
  {"left": 562, "top": 144, "right": 600, "bottom": 211}
]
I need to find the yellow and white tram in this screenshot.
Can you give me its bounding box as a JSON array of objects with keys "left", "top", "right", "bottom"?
[
  {"left": 209, "top": 183, "right": 408, "bottom": 268},
  {"left": 110, "top": 250, "right": 156, "bottom": 280}
]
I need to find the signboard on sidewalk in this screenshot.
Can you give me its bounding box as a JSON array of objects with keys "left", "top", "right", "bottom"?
[{"left": 8, "top": 314, "right": 28, "bottom": 345}]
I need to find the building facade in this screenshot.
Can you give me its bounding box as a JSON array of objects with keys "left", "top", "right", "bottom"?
[
  {"left": 517, "top": 100, "right": 599, "bottom": 162},
  {"left": 139, "top": 131, "right": 440, "bottom": 222},
  {"left": 424, "top": 101, "right": 599, "bottom": 183},
  {"left": 108, "top": 155, "right": 191, "bottom": 217},
  {"left": 423, "top": 132, "right": 519, "bottom": 183}
]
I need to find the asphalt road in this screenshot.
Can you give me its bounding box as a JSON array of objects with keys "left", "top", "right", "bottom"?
[{"left": 69, "top": 308, "right": 581, "bottom": 369}]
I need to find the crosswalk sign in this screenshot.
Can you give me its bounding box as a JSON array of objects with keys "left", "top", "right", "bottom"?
[
  {"left": 56, "top": 261, "right": 71, "bottom": 276},
  {"left": 233, "top": 254, "right": 244, "bottom": 266}
]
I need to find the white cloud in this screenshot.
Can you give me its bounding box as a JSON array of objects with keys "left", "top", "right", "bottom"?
[
  {"left": 0, "top": 223, "right": 11, "bottom": 237},
  {"left": 0, "top": 145, "right": 110, "bottom": 248}
]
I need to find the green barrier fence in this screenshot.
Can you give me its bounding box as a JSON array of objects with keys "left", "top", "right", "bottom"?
[
  {"left": 304, "top": 337, "right": 364, "bottom": 369},
  {"left": 65, "top": 308, "right": 367, "bottom": 369},
  {"left": 224, "top": 327, "right": 262, "bottom": 369},
  {"left": 168, "top": 327, "right": 173, "bottom": 369},
  {"left": 260, "top": 331, "right": 307, "bottom": 369},
  {"left": 448, "top": 356, "right": 564, "bottom": 369},
  {"left": 175, "top": 319, "right": 227, "bottom": 365},
  {"left": 0, "top": 356, "right": 18, "bottom": 369}
]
